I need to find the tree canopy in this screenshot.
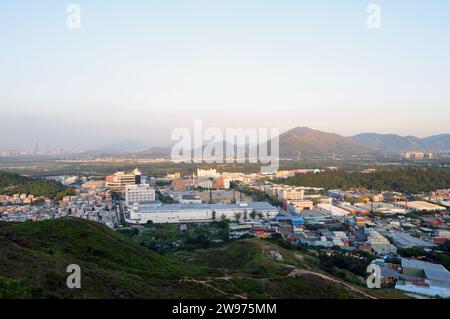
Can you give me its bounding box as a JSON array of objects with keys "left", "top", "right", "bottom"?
[
  {"left": 279, "top": 168, "right": 450, "bottom": 193},
  {"left": 0, "top": 171, "right": 73, "bottom": 199}
]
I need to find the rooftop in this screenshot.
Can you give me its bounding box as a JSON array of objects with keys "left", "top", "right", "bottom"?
[{"left": 136, "top": 201, "right": 278, "bottom": 212}]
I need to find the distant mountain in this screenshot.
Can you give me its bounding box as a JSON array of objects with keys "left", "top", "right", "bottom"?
[
  {"left": 350, "top": 133, "right": 422, "bottom": 152},
  {"left": 132, "top": 127, "right": 386, "bottom": 160},
  {"left": 69, "top": 129, "right": 450, "bottom": 160},
  {"left": 100, "top": 140, "right": 148, "bottom": 152},
  {"left": 421, "top": 134, "right": 450, "bottom": 151},
  {"left": 277, "top": 127, "right": 382, "bottom": 158},
  {"left": 351, "top": 133, "right": 450, "bottom": 152},
  {"left": 138, "top": 146, "right": 172, "bottom": 158}
]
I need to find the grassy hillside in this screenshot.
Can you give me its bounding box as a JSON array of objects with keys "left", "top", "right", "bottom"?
[
  {"left": 277, "top": 127, "right": 382, "bottom": 158},
  {"left": 0, "top": 218, "right": 403, "bottom": 299},
  {"left": 0, "top": 218, "right": 215, "bottom": 298}
]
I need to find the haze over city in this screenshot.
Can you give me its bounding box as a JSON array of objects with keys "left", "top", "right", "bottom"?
[{"left": 1, "top": 0, "right": 450, "bottom": 150}]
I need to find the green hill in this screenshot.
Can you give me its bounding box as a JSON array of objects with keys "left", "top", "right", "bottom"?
[
  {"left": 277, "top": 127, "right": 383, "bottom": 159},
  {"left": 0, "top": 171, "right": 74, "bottom": 200},
  {"left": 0, "top": 218, "right": 401, "bottom": 299},
  {"left": 280, "top": 167, "right": 450, "bottom": 194},
  {"left": 0, "top": 218, "right": 213, "bottom": 298}
]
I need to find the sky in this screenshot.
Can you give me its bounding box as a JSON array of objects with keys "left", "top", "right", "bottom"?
[{"left": 1, "top": 0, "right": 450, "bottom": 150}]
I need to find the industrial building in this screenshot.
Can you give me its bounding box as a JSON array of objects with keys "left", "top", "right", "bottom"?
[
  {"left": 287, "top": 199, "right": 314, "bottom": 213},
  {"left": 394, "top": 201, "right": 446, "bottom": 212},
  {"left": 390, "top": 231, "right": 436, "bottom": 249},
  {"left": 355, "top": 202, "right": 407, "bottom": 215},
  {"left": 317, "top": 203, "right": 350, "bottom": 216},
  {"left": 395, "top": 258, "right": 450, "bottom": 298},
  {"left": 127, "top": 201, "right": 279, "bottom": 224}
]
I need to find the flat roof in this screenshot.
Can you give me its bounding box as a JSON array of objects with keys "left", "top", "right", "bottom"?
[
  {"left": 399, "top": 201, "right": 445, "bottom": 210},
  {"left": 401, "top": 258, "right": 450, "bottom": 287},
  {"left": 137, "top": 201, "right": 278, "bottom": 212},
  {"left": 391, "top": 232, "right": 435, "bottom": 248},
  {"left": 440, "top": 201, "right": 450, "bottom": 208}
]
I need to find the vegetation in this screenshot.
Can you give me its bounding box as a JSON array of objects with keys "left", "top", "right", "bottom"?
[
  {"left": 0, "top": 277, "right": 32, "bottom": 298},
  {"left": 0, "top": 218, "right": 214, "bottom": 298},
  {"left": 0, "top": 171, "right": 74, "bottom": 199},
  {"left": 0, "top": 218, "right": 395, "bottom": 299},
  {"left": 122, "top": 221, "right": 230, "bottom": 254},
  {"left": 397, "top": 245, "right": 450, "bottom": 271},
  {"left": 318, "top": 249, "right": 375, "bottom": 286},
  {"left": 280, "top": 168, "right": 450, "bottom": 193},
  {"left": 157, "top": 192, "right": 174, "bottom": 204}
]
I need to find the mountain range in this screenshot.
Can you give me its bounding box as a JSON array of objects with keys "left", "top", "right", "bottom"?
[
  {"left": 351, "top": 133, "right": 450, "bottom": 153},
  {"left": 90, "top": 127, "right": 450, "bottom": 159}
]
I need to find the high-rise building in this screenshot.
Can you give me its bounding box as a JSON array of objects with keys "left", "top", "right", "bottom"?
[
  {"left": 125, "top": 183, "right": 156, "bottom": 206},
  {"left": 105, "top": 168, "right": 142, "bottom": 190}
]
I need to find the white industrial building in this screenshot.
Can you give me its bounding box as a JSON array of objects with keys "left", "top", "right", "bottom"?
[
  {"left": 317, "top": 203, "right": 350, "bottom": 216},
  {"left": 125, "top": 184, "right": 156, "bottom": 206},
  {"left": 394, "top": 201, "right": 446, "bottom": 212},
  {"left": 127, "top": 201, "right": 278, "bottom": 224},
  {"left": 355, "top": 202, "right": 407, "bottom": 215}
]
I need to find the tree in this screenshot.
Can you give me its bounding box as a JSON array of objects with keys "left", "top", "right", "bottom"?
[
  {"left": 212, "top": 210, "right": 217, "bottom": 220},
  {"left": 234, "top": 212, "right": 242, "bottom": 223},
  {"left": 250, "top": 209, "right": 257, "bottom": 220},
  {"left": 279, "top": 168, "right": 450, "bottom": 194}
]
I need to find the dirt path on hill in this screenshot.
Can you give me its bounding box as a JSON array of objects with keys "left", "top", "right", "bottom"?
[
  {"left": 180, "top": 277, "right": 247, "bottom": 299},
  {"left": 287, "top": 268, "right": 377, "bottom": 299},
  {"left": 180, "top": 267, "right": 377, "bottom": 299}
]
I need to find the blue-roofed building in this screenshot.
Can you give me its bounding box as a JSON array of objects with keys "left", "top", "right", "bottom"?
[{"left": 272, "top": 216, "right": 305, "bottom": 227}]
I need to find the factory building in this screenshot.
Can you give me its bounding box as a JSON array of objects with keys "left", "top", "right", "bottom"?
[{"left": 127, "top": 202, "right": 278, "bottom": 224}]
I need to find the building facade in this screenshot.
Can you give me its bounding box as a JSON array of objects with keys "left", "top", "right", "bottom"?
[
  {"left": 125, "top": 183, "right": 156, "bottom": 206},
  {"left": 105, "top": 169, "right": 142, "bottom": 190},
  {"left": 128, "top": 202, "right": 278, "bottom": 224}
]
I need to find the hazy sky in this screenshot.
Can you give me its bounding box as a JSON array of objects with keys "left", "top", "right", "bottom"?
[{"left": 1, "top": 1, "right": 449, "bottom": 149}]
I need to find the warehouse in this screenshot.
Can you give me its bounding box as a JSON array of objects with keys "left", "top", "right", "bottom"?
[
  {"left": 390, "top": 231, "right": 435, "bottom": 249},
  {"left": 127, "top": 201, "right": 278, "bottom": 224},
  {"left": 395, "top": 258, "right": 450, "bottom": 298},
  {"left": 394, "top": 201, "right": 446, "bottom": 212}
]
